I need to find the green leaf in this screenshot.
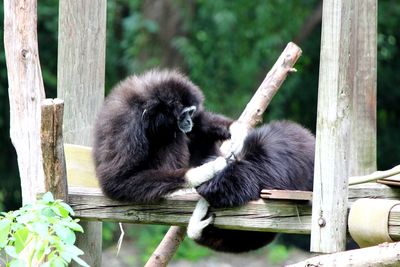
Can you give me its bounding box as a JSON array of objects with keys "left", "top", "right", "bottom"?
[
  {"left": 60, "top": 251, "right": 73, "bottom": 263},
  {"left": 41, "top": 207, "right": 56, "bottom": 217},
  {"left": 50, "top": 206, "right": 67, "bottom": 218},
  {"left": 5, "top": 245, "right": 18, "bottom": 258},
  {"left": 63, "top": 244, "right": 84, "bottom": 256},
  {"left": 49, "top": 256, "right": 67, "bottom": 267},
  {"left": 60, "top": 220, "right": 83, "bottom": 233},
  {"left": 54, "top": 225, "right": 76, "bottom": 245},
  {"left": 14, "top": 227, "right": 30, "bottom": 253},
  {"left": 32, "top": 222, "right": 49, "bottom": 236},
  {"left": 42, "top": 192, "right": 55, "bottom": 203},
  {"left": 0, "top": 218, "right": 12, "bottom": 248},
  {"left": 72, "top": 255, "right": 90, "bottom": 267},
  {"left": 59, "top": 202, "right": 75, "bottom": 216},
  {"left": 10, "top": 259, "right": 26, "bottom": 267},
  {"left": 34, "top": 240, "right": 47, "bottom": 261},
  {"left": 16, "top": 212, "right": 35, "bottom": 224}
]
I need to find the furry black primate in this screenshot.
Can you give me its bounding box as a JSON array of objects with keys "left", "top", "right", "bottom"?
[
  {"left": 93, "top": 70, "right": 233, "bottom": 203},
  {"left": 188, "top": 121, "right": 315, "bottom": 253}
]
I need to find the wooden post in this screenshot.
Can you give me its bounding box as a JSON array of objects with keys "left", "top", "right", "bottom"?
[
  {"left": 4, "top": 0, "right": 46, "bottom": 205},
  {"left": 41, "top": 99, "right": 68, "bottom": 201},
  {"left": 57, "top": 0, "right": 107, "bottom": 266},
  {"left": 310, "top": 0, "right": 354, "bottom": 253},
  {"left": 349, "top": 0, "right": 377, "bottom": 176},
  {"left": 311, "top": 0, "right": 377, "bottom": 253}
]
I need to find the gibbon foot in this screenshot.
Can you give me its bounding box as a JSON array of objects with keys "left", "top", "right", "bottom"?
[{"left": 187, "top": 198, "right": 214, "bottom": 240}]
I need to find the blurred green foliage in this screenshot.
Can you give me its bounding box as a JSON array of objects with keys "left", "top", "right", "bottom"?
[
  {"left": 266, "top": 243, "right": 290, "bottom": 265},
  {"left": 1, "top": 0, "right": 400, "bottom": 263}
]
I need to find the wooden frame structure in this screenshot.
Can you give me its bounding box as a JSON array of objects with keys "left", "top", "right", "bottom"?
[{"left": 6, "top": 0, "right": 400, "bottom": 266}]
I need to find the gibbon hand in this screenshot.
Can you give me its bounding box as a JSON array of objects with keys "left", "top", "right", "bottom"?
[{"left": 221, "top": 121, "right": 250, "bottom": 159}]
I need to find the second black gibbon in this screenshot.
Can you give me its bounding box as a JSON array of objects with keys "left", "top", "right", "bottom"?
[{"left": 189, "top": 121, "right": 315, "bottom": 253}]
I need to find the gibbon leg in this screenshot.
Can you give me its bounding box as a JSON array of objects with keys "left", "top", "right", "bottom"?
[{"left": 187, "top": 198, "right": 214, "bottom": 239}]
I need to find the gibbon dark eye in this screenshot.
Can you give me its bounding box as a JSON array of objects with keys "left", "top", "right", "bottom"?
[{"left": 178, "top": 106, "right": 196, "bottom": 133}]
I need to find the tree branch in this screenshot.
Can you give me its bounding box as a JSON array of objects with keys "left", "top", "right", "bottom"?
[
  {"left": 144, "top": 226, "right": 186, "bottom": 267},
  {"left": 349, "top": 165, "right": 400, "bottom": 185},
  {"left": 287, "top": 242, "right": 400, "bottom": 267}
]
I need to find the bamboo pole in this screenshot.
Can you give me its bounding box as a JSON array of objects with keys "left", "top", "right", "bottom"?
[{"left": 145, "top": 42, "right": 302, "bottom": 267}]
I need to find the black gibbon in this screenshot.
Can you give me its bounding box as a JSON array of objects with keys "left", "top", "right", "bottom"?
[
  {"left": 92, "top": 69, "right": 233, "bottom": 203},
  {"left": 188, "top": 121, "right": 315, "bottom": 253}
]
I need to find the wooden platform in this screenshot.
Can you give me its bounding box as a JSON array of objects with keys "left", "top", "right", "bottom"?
[
  {"left": 64, "top": 144, "right": 400, "bottom": 239},
  {"left": 68, "top": 184, "right": 400, "bottom": 239}
]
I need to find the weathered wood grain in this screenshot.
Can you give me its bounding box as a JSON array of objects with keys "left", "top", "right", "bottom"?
[
  {"left": 4, "top": 0, "right": 46, "bottom": 205},
  {"left": 311, "top": 0, "right": 354, "bottom": 253},
  {"left": 57, "top": 1, "right": 107, "bottom": 265},
  {"left": 41, "top": 99, "right": 68, "bottom": 201},
  {"left": 349, "top": 0, "right": 377, "bottom": 177},
  {"left": 288, "top": 241, "right": 400, "bottom": 267},
  {"left": 261, "top": 189, "right": 313, "bottom": 201},
  {"left": 68, "top": 185, "right": 400, "bottom": 238},
  {"left": 144, "top": 226, "right": 187, "bottom": 267},
  {"left": 68, "top": 187, "right": 313, "bottom": 234},
  {"left": 57, "top": 0, "right": 106, "bottom": 146}
]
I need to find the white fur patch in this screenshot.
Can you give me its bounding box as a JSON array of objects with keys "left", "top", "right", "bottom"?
[
  {"left": 187, "top": 198, "right": 213, "bottom": 240},
  {"left": 219, "top": 121, "right": 250, "bottom": 157},
  {"left": 228, "top": 121, "right": 250, "bottom": 156},
  {"left": 185, "top": 157, "right": 227, "bottom": 187}
]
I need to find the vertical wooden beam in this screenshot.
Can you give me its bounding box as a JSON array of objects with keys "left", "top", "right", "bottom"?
[
  {"left": 311, "top": 0, "right": 377, "bottom": 253},
  {"left": 41, "top": 99, "right": 68, "bottom": 201},
  {"left": 349, "top": 0, "right": 377, "bottom": 176},
  {"left": 4, "top": 0, "right": 46, "bottom": 205},
  {"left": 57, "top": 0, "right": 106, "bottom": 266},
  {"left": 311, "top": 0, "right": 353, "bottom": 253}
]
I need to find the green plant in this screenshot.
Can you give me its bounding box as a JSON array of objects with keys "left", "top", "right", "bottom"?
[
  {"left": 266, "top": 243, "right": 290, "bottom": 265},
  {"left": 0, "top": 192, "right": 88, "bottom": 267}
]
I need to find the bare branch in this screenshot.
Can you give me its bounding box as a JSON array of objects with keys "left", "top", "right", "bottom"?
[
  {"left": 144, "top": 226, "right": 186, "bottom": 267},
  {"left": 287, "top": 242, "right": 400, "bottom": 267}
]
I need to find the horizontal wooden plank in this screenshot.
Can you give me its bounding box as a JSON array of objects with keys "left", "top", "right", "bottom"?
[
  {"left": 68, "top": 187, "right": 312, "bottom": 234},
  {"left": 261, "top": 189, "right": 313, "bottom": 201},
  {"left": 68, "top": 184, "right": 400, "bottom": 238}
]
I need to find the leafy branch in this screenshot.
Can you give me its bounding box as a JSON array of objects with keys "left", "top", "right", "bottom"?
[{"left": 0, "top": 192, "right": 88, "bottom": 267}]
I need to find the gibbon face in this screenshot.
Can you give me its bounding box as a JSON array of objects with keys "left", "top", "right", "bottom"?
[{"left": 142, "top": 77, "right": 203, "bottom": 137}]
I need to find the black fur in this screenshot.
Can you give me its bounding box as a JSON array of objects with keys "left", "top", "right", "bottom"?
[
  {"left": 195, "top": 121, "right": 315, "bottom": 252},
  {"left": 93, "top": 70, "right": 232, "bottom": 203}
]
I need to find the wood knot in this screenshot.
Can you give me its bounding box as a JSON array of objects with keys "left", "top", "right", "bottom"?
[{"left": 21, "top": 49, "right": 29, "bottom": 59}]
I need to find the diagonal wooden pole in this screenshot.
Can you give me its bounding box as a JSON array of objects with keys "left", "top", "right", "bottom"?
[{"left": 145, "top": 42, "right": 302, "bottom": 267}]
